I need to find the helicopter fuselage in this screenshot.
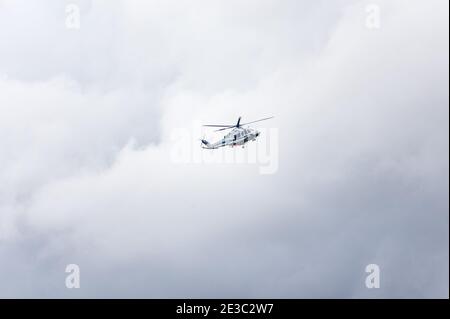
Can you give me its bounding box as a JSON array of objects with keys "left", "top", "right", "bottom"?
[{"left": 201, "top": 127, "right": 260, "bottom": 149}]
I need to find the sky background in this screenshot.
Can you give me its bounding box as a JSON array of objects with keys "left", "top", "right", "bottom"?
[{"left": 0, "top": 0, "right": 448, "bottom": 298}]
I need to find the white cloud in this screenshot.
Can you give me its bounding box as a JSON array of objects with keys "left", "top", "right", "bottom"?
[{"left": 0, "top": 0, "right": 448, "bottom": 298}]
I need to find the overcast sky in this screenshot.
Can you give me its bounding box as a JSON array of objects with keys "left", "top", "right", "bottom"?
[{"left": 0, "top": 0, "right": 448, "bottom": 298}]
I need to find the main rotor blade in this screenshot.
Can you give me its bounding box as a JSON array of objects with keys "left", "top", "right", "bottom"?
[
  {"left": 214, "top": 126, "right": 236, "bottom": 132},
  {"left": 203, "top": 124, "right": 235, "bottom": 128},
  {"left": 240, "top": 116, "right": 274, "bottom": 126}
]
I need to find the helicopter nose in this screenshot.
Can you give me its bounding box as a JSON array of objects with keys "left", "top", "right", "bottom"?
[{"left": 255, "top": 131, "right": 260, "bottom": 137}]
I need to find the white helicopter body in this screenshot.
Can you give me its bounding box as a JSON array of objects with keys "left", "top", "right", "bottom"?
[{"left": 201, "top": 116, "right": 273, "bottom": 149}]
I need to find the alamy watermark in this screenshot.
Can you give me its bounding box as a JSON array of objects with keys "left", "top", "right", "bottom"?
[
  {"left": 65, "top": 264, "right": 80, "bottom": 289},
  {"left": 365, "top": 4, "right": 381, "bottom": 29},
  {"left": 170, "top": 125, "right": 279, "bottom": 175},
  {"left": 65, "top": 4, "right": 81, "bottom": 30},
  {"left": 365, "top": 264, "right": 380, "bottom": 289}
]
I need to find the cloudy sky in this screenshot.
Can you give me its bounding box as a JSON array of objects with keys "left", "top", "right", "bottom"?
[{"left": 0, "top": 0, "right": 448, "bottom": 298}]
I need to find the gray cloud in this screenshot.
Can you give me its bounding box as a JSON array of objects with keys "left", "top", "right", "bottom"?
[{"left": 0, "top": 0, "right": 448, "bottom": 298}]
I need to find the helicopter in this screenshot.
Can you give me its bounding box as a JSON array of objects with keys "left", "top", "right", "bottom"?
[{"left": 201, "top": 116, "right": 274, "bottom": 149}]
